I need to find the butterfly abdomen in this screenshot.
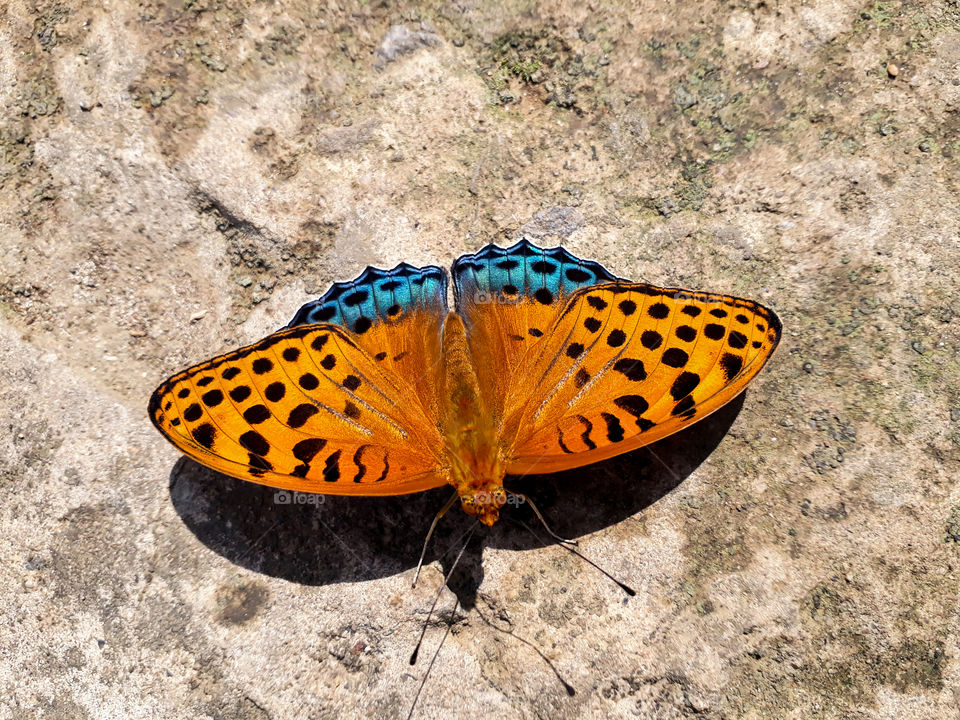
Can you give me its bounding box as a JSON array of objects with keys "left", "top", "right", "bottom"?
[{"left": 441, "top": 312, "right": 506, "bottom": 525}]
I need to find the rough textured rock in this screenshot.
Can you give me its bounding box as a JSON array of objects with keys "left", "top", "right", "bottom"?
[
  {"left": 1, "top": 1, "right": 959, "bottom": 719},
  {"left": 376, "top": 24, "right": 443, "bottom": 67}
]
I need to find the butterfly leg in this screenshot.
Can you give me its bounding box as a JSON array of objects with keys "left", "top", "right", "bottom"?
[
  {"left": 412, "top": 490, "right": 460, "bottom": 588},
  {"left": 507, "top": 492, "right": 578, "bottom": 547}
]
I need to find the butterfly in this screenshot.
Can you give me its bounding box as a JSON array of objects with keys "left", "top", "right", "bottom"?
[{"left": 149, "top": 239, "right": 781, "bottom": 526}]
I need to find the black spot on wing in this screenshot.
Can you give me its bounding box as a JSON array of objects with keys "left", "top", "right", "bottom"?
[
  {"left": 242, "top": 405, "right": 271, "bottom": 424},
  {"left": 230, "top": 385, "right": 251, "bottom": 403},
  {"left": 641, "top": 331, "right": 662, "bottom": 350},
  {"left": 728, "top": 331, "right": 748, "bottom": 349},
  {"left": 704, "top": 323, "right": 725, "bottom": 340},
  {"left": 293, "top": 438, "right": 326, "bottom": 463},
  {"left": 672, "top": 396, "right": 696, "bottom": 415},
  {"left": 613, "top": 358, "right": 646, "bottom": 381},
  {"left": 647, "top": 302, "right": 669, "bottom": 319},
  {"left": 577, "top": 415, "right": 596, "bottom": 450},
  {"left": 661, "top": 348, "right": 689, "bottom": 368},
  {"left": 352, "top": 445, "right": 369, "bottom": 482},
  {"left": 670, "top": 372, "right": 701, "bottom": 401},
  {"left": 613, "top": 395, "right": 649, "bottom": 418},
  {"left": 323, "top": 450, "right": 342, "bottom": 482},
  {"left": 192, "top": 423, "right": 216, "bottom": 449},
  {"left": 601, "top": 412, "right": 625, "bottom": 442},
  {"left": 607, "top": 329, "right": 627, "bottom": 347},
  {"left": 675, "top": 325, "right": 697, "bottom": 342},
  {"left": 288, "top": 403, "right": 319, "bottom": 428},
  {"left": 265, "top": 382, "right": 285, "bottom": 402},
  {"left": 201, "top": 389, "right": 223, "bottom": 407},
  {"left": 566, "top": 267, "right": 591, "bottom": 283},
  {"left": 239, "top": 430, "right": 271, "bottom": 456},
  {"left": 252, "top": 358, "right": 273, "bottom": 375},
  {"left": 720, "top": 353, "right": 743, "bottom": 380},
  {"left": 534, "top": 287, "right": 554, "bottom": 305},
  {"left": 344, "top": 290, "right": 368, "bottom": 307}
]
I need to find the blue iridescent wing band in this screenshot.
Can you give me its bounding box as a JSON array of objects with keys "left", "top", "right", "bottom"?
[
  {"left": 287, "top": 263, "right": 448, "bottom": 334},
  {"left": 451, "top": 238, "right": 620, "bottom": 312}
]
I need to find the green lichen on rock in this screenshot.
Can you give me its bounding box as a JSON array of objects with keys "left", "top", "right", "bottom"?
[
  {"left": 482, "top": 27, "right": 611, "bottom": 110},
  {"left": 17, "top": 74, "right": 62, "bottom": 118}
]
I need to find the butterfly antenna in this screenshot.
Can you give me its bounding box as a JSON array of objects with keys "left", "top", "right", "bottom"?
[
  {"left": 507, "top": 491, "right": 578, "bottom": 546},
  {"left": 410, "top": 520, "right": 479, "bottom": 665},
  {"left": 511, "top": 518, "right": 635, "bottom": 597},
  {"left": 413, "top": 490, "right": 459, "bottom": 588},
  {"left": 405, "top": 597, "right": 460, "bottom": 720},
  {"left": 473, "top": 602, "right": 575, "bottom": 697}
]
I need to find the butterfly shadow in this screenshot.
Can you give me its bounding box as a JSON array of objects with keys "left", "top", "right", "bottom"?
[{"left": 169, "top": 393, "right": 746, "bottom": 608}]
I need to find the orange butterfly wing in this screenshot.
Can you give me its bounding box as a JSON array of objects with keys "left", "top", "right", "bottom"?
[
  {"left": 499, "top": 284, "right": 781, "bottom": 474},
  {"left": 148, "top": 321, "right": 448, "bottom": 496},
  {"left": 453, "top": 241, "right": 619, "bottom": 422}
]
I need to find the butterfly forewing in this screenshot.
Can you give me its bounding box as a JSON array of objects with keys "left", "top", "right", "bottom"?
[
  {"left": 149, "top": 323, "right": 448, "bottom": 496},
  {"left": 501, "top": 283, "right": 781, "bottom": 474}
]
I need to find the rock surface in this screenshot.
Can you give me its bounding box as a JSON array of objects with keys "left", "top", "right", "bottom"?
[{"left": 1, "top": 1, "right": 959, "bottom": 718}]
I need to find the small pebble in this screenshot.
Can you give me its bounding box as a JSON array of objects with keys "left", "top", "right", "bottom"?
[
  {"left": 802, "top": 362, "right": 814, "bottom": 373},
  {"left": 189, "top": 310, "right": 207, "bottom": 323},
  {"left": 24, "top": 578, "right": 36, "bottom": 589},
  {"left": 886, "top": 63, "right": 899, "bottom": 78}
]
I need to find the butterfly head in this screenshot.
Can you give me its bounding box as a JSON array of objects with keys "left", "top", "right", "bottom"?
[
  {"left": 458, "top": 487, "right": 507, "bottom": 526},
  {"left": 447, "top": 450, "right": 507, "bottom": 526}
]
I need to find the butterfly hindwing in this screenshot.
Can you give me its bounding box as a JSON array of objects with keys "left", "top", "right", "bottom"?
[
  {"left": 452, "top": 239, "right": 620, "bottom": 419},
  {"left": 149, "top": 323, "right": 448, "bottom": 496},
  {"left": 289, "top": 262, "right": 449, "bottom": 421},
  {"left": 500, "top": 283, "right": 782, "bottom": 474}
]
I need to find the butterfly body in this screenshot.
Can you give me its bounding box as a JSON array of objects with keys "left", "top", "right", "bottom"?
[
  {"left": 149, "top": 240, "right": 781, "bottom": 525},
  {"left": 440, "top": 312, "right": 506, "bottom": 525}
]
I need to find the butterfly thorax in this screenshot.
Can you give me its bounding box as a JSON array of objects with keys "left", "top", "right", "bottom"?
[{"left": 441, "top": 313, "right": 506, "bottom": 526}]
